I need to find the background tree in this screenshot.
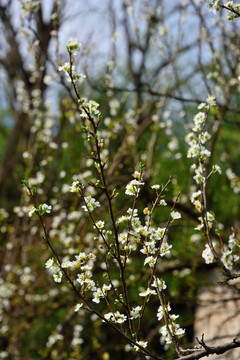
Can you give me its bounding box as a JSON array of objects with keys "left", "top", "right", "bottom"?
[{"left": 0, "top": 1, "right": 240, "bottom": 359}]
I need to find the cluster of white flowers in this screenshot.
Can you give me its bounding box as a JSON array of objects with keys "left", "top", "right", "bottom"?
[
  {"left": 76, "top": 273, "right": 96, "bottom": 292},
  {"left": 92, "top": 284, "right": 111, "bottom": 303},
  {"left": 221, "top": 249, "right": 239, "bottom": 270},
  {"left": 111, "top": 172, "right": 182, "bottom": 286},
  {"left": 45, "top": 258, "right": 63, "bottom": 283},
  {"left": 186, "top": 127, "right": 211, "bottom": 161},
  {"left": 220, "top": 232, "right": 240, "bottom": 270},
  {"left": 202, "top": 244, "right": 214, "bottom": 264},
  {"left": 59, "top": 62, "right": 86, "bottom": 84},
  {"left": 208, "top": 1, "right": 240, "bottom": 19},
  {"left": 195, "top": 211, "right": 215, "bottom": 233},
  {"left": 58, "top": 62, "right": 71, "bottom": 74},
  {"left": 116, "top": 199, "right": 175, "bottom": 264},
  {"left": 155, "top": 288, "right": 185, "bottom": 345},
  {"left": 70, "top": 180, "right": 80, "bottom": 193},
  {"left": 82, "top": 195, "right": 100, "bottom": 212},
  {"left": 160, "top": 320, "right": 185, "bottom": 345},
  {"left": 186, "top": 99, "right": 221, "bottom": 186},
  {"left": 125, "top": 179, "right": 144, "bottom": 197},
  {"left": 228, "top": 232, "right": 238, "bottom": 249},
  {"left": 80, "top": 99, "right": 100, "bottom": 120},
  {"left": 45, "top": 251, "right": 96, "bottom": 285},
  {"left": 192, "top": 111, "right": 206, "bottom": 132},
  {"left": 28, "top": 203, "right": 52, "bottom": 217},
  {"left": 225, "top": 1, "right": 240, "bottom": 18},
  {"left": 186, "top": 101, "right": 239, "bottom": 271},
  {"left": 58, "top": 39, "right": 86, "bottom": 84},
  {"left": 190, "top": 190, "right": 202, "bottom": 212},
  {"left": 104, "top": 311, "right": 127, "bottom": 324},
  {"left": 66, "top": 37, "right": 81, "bottom": 55},
  {"left": 156, "top": 289, "right": 185, "bottom": 344}
]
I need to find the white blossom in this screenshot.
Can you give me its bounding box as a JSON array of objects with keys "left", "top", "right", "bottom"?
[
  {"left": 206, "top": 95, "right": 216, "bottom": 107},
  {"left": 213, "top": 164, "right": 221, "bottom": 174},
  {"left": 104, "top": 311, "right": 127, "bottom": 324},
  {"left": 130, "top": 306, "right": 142, "bottom": 319},
  {"left": 82, "top": 196, "right": 100, "bottom": 212},
  {"left": 133, "top": 340, "right": 148, "bottom": 352},
  {"left": 139, "top": 288, "right": 157, "bottom": 297},
  {"left": 228, "top": 232, "right": 237, "bottom": 249},
  {"left": 92, "top": 284, "right": 111, "bottom": 303},
  {"left": 152, "top": 278, "right": 167, "bottom": 291},
  {"left": 74, "top": 303, "right": 83, "bottom": 312},
  {"left": 67, "top": 37, "right": 81, "bottom": 54},
  {"left": 45, "top": 258, "right": 54, "bottom": 269},
  {"left": 202, "top": 244, "right": 214, "bottom": 264},
  {"left": 157, "top": 304, "right": 171, "bottom": 321},
  {"left": 221, "top": 250, "right": 239, "bottom": 270},
  {"left": 28, "top": 206, "right": 37, "bottom": 217},
  {"left": 53, "top": 271, "right": 63, "bottom": 283},
  {"left": 171, "top": 211, "right": 181, "bottom": 220},
  {"left": 144, "top": 256, "right": 156, "bottom": 267},
  {"left": 70, "top": 181, "right": 80, "bottom": 193},
  {"left": 95, "top": 220, "right": 105, "bottom": 229},
  {"left": 125, "top": 179, "right": 144, "bottom": 197},
  {"left": 42, "top": 203, "right": 52, "bottom": 213},
  {"left": 160, "top": 242, "right": 172, "bottom": 256}
]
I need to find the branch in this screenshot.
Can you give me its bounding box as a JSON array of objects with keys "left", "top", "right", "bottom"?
[
  {"left": 108, "top": 86, "right": 203, "bottom": 103},
  {"left": 220, "top": 4, "right": 240, "bottom": 18},
  {"left": 176, "top": 337, "right": 240, "bottom": 360}
]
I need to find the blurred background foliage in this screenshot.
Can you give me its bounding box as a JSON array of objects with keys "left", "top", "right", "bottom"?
[{"left": 0, "top": 0, "right": 240, "bottom": 359}]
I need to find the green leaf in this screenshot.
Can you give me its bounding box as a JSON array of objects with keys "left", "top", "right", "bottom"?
[
  {"left": 21, "top": 179, "right": 29, "bottom": 188},
  {"left": 139, "top": 162, "right": 145, "bottom": 171}
]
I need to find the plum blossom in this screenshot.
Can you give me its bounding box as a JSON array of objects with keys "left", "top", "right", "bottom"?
[
  {"left": 202, "top": 244, "right": 214, "bottom": 264},
  {"left": 70, "top": 180, "right": 80, "bottom": 193},
  {"left": 130, "top": 306, "right": 142, "bottom": 319},
  {"left": 171, "top": 211, "right": 181, "bottom": 220},
  {"left": 82, "top": 196, "right": 100, "bottom": 212},
  {"left": 45, "top": 258, "right": 54, "bottom": 269},
  {"left": 74, "top": 303, "right": 83, "bottom": 312},
  {"left": 125, "top": 179, "right": 144, "bottom": 197},
  {"left": 134, "top": 340, "right": 148, "bottom": 351}
]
